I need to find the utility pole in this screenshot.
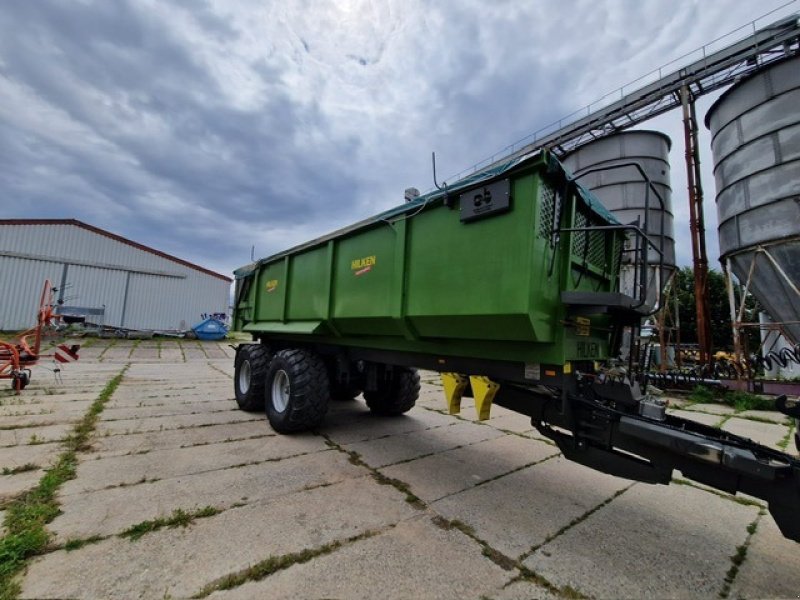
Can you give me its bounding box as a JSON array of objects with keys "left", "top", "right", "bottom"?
[{"left": 680, "top": 85, "right": 713, "bottom": 365}]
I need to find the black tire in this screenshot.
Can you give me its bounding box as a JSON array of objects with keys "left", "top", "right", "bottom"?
[
  {"left": 12, "top": 371, "right": 29, "bottom": 391},
  {"left": 364, "top": 368, "right": 420, "bottom": 416},
  {"left": 265, "top": 349, "right": 330, "bottom": 433},
  {"left": 234, "top": 344, "right": 270, "bottom": 411}
]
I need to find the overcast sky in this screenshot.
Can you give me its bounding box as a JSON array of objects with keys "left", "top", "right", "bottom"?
[{"left": 1, "top": 0, "right": 797, "bottom": 279}]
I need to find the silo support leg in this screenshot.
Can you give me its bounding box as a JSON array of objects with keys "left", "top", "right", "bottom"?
[
  {"left": 441, "top": 373, "right": 468, "bottom": 415},
  {"left": 470, "top": 376, "right": 499, "bottom": 421}
]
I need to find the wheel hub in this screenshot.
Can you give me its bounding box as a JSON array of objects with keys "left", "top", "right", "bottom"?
[
  {"left": 238, "top": 360, "right": 251, "bottom": 394},
  {"left": 272, "top": 370, "right": 290, "bottom": 412}
]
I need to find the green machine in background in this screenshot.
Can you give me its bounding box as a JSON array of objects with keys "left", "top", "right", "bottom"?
[{"left": 232, "top": 150, "right": 800, "bottom": 544}]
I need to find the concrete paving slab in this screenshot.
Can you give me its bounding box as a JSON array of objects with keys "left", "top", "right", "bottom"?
[
  {"left": 683, "top": 402, "right": 737, "bottom": 416},
  {"left": 109, "top": 390, "right": 233, "bottom": 406},
  {"left": 431, "top": 457, "right": 630, "bottom": 559},
  {"left": 0, "top": 424, "right": 72, "bottom": 447},
  {"left": 90, "top": 420, "right": 272, "bottom": 458},
  {"left": 729, "top": 513, "right": 800, "bottom": 599},
  {"left": 50, "top": 449, "right": 364, "bottom": 541},
  {"left": 64, "top": 434, "right": 328, "bottom": 493},
  {"left": 0, "top": 412, "right": 83, "bottom": 429},
  {"left": 721, "top": 417, "right": 790, "bottom": 451},
  {"left": 96, "top": 408, "right": 261, "bottom": 436},
  {"left": 182, "top": 345, "right": 207, "bottom": 360},
  {"left": 98, "top": 345, "right": 133, "bottom": 361},
  {"left": 344, "top": 421, "right": 506, "bottom": 468},
  {"left": 737, "top": 409, "right": 790, "bottom": 424},
  {"left": 485, "top": 412, "right": 536, "bottom": 434},
  {"left": 321, "top": 403, "right": 455, "bottom": 445},
  {"left": 209, "top": 515, "right": 513, "bottom": 600},
  {"left": 107, "top": 393, "right": 233, "bottom": 408},
  {"left": 490, "top": 580, "right": 560, "bottom": 600},
  {"left": 0, "top": 442, "right": 61, "bottom": 470},
  {"left": 381, "top": 434, "right": 559, "bottom": 503},
  {"left": 23, "top": 475, "right": 418, "bottom": 600},
  {"left": 0, "top": 469, "right": 42, "bottom": 502},
  {"left": 100, "top": 399, "right": 235, "bottom": 421},
  {"left": 159, "top": 346, "right": 184, "bottom": 361},
  {"left": 524, "top": 483, "right": 758, "bottom": 599},
  {"left": 202, "top": 344, "right": 228, "bottom": 359},
  {"left": 129, "top": 346, "right": 159, "bottom": 360},
  {"left": 0, "top": 400, "right": 92, "bottom": 418},
  {"left": 668, "top": 408, "right": 723, "bottom": 427}
]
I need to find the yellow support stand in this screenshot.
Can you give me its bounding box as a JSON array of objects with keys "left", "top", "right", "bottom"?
[
  {"left": 469, "top": 376, "right": 499, "bottom": 421},
  {"left": 441, "top": 372, "right": 468, "bottom": 415}
]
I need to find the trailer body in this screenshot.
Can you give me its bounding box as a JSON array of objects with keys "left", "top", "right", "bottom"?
[
  {"left": 235, "top": 151, "right": 624, "bottom": 381},
  {"left": 232, "top": 151, "right": 800, "bottom": 544}
]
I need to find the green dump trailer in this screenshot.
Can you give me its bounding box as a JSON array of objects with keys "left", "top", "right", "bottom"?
[{"left": 232, "top": 150, "right": 800, "bottom": 543}]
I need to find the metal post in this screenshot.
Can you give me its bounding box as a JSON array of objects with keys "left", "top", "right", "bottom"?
[
  {"left": 674, "top": 285, "right": 682, "bottom": 368},
  {"left": 724, "top": 259, "right": 742, "bottom": 373},
  {"left": 680, "top": 85, "right": 713, "bottom": 365}
]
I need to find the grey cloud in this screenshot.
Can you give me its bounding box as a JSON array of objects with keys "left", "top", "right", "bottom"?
[{"left": 0, "top": 0, "right": 782, "bottom": 277}]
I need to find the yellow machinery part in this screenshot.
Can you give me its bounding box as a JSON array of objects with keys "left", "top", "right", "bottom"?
[
  {"left": 469, "top": 375, "right": 499, "bottom": 421},
  {"left": 441, "top": 372, "right": 468, "bottom": 415}
]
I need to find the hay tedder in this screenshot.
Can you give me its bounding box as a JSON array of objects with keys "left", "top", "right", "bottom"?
[{"left": 0, "top": 280, "right": 80, "bottom": 392}]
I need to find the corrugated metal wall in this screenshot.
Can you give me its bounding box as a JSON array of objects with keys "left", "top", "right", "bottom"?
[{"left": 0, "top": 223, "right": 230, "bottom": 331}]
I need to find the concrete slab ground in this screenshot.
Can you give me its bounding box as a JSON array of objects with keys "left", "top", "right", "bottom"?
[
  {"left": 23, "top": 476, "right": 419, "bottom": 600},
  {"left": 721, "top": 417, "right": 791, "bottom": 451},
  {"left": 2, "top": 338, "right": 797, "bottom": 599},
  {"left": 207, "top": 516, "right": 513, "bottom": 600},
  {"left": 523, "top": 483, "right": 759, "bottom": 599},
  {"left": 667, "top": 408, "right": 723, "bottom": 427},
  {"left": 738, "top": 409, "right": 792, "bottom": 424},
  {"left": 682, "top": 402, "right": 737, "bottom": 416},
  {"left": 729, "top": 513, "right": 800, "bottom": 599},
  {"left": 431, "top": 457, "right": 630, "bottom": 559},
  {"left": 379, "top": 434, "right": 559, "bottom": 503}
]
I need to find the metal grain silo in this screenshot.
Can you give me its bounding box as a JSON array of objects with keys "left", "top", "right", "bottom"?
[
  {"left": 561, "top": 130, "right": 676, "bottom": 308},
  {"left": 705, "top": 56, "right": 800, "bottom": 344}
]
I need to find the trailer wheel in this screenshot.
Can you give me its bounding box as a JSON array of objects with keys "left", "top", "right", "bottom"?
[
  {"left": 234, "top": 344, "right": 270, "bottom": 411},
  {"left": 265, "top": 349, "right": 330, "bottom": 433},
  {"left": 364, "top": 368, "right": 420, "bottom": 416}
]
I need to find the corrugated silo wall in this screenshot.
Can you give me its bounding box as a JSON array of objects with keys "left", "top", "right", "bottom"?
[{"left": 0, "top": 223, "right": 230, "bottom": 331}]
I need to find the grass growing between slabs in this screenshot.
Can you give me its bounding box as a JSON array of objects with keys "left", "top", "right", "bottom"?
[
  {"left": 0, "top": 367, "right": 127, "bottom": 600},
  {"left": 689, "top": 385, "right": 779, "bottom": 412}
]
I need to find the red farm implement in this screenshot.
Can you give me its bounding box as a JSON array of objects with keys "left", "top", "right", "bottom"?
[{"left": 0, "top": 280, "right": 80, "bottom": 392}]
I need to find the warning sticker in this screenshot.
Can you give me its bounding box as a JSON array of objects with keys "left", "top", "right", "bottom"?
[
  {"left": 524, "top": 363, "right": 541, "bottom": 380},
  {"left": 575, "top": 316, "right": 591, "bottom": 336}
]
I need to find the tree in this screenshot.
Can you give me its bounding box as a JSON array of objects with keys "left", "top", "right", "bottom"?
[{"left": 670, "top": 267, "right": 759, "bottom": 353}]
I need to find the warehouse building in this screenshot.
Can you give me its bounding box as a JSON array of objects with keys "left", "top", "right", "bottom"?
[{"left": 0, "top": 219, "right": 231, "bottom": 331}]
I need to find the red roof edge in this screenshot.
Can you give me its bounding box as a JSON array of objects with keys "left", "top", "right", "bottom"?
[{"left": 0, "top": 219, "right": 232, "bottom": 282}]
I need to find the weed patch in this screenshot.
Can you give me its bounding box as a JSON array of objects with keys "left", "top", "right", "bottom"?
[
  {"left": 119, "top": 506, "right": 220, "bottom": 541},
  {"left": 1, "top": 464, "right": 39, "bottom": 476},
  {"left": 689, "top": 386, "right": 777, "bottom": 413},
  {"left": 64, "top": 535, "right": 105, "bottom": 551},
  {"left": 719, "top": 512, "right": 762, "bottom": 598},
  {"left": 192, "top": 530, "right": 380, "bottom": 598}
]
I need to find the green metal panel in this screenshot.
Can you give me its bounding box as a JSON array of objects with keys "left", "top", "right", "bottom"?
[
  {"left": 286, "top": 249, "right": 329, "bottom": 321},
  {"left": 404, "top": 175, "right": 539, "bottom": 341},
  {"left": 332, "top": 225, "right": 399, "bottom": 335},
  {"left": 254, "top": 260, "right": 286, "bottom": 322}
]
